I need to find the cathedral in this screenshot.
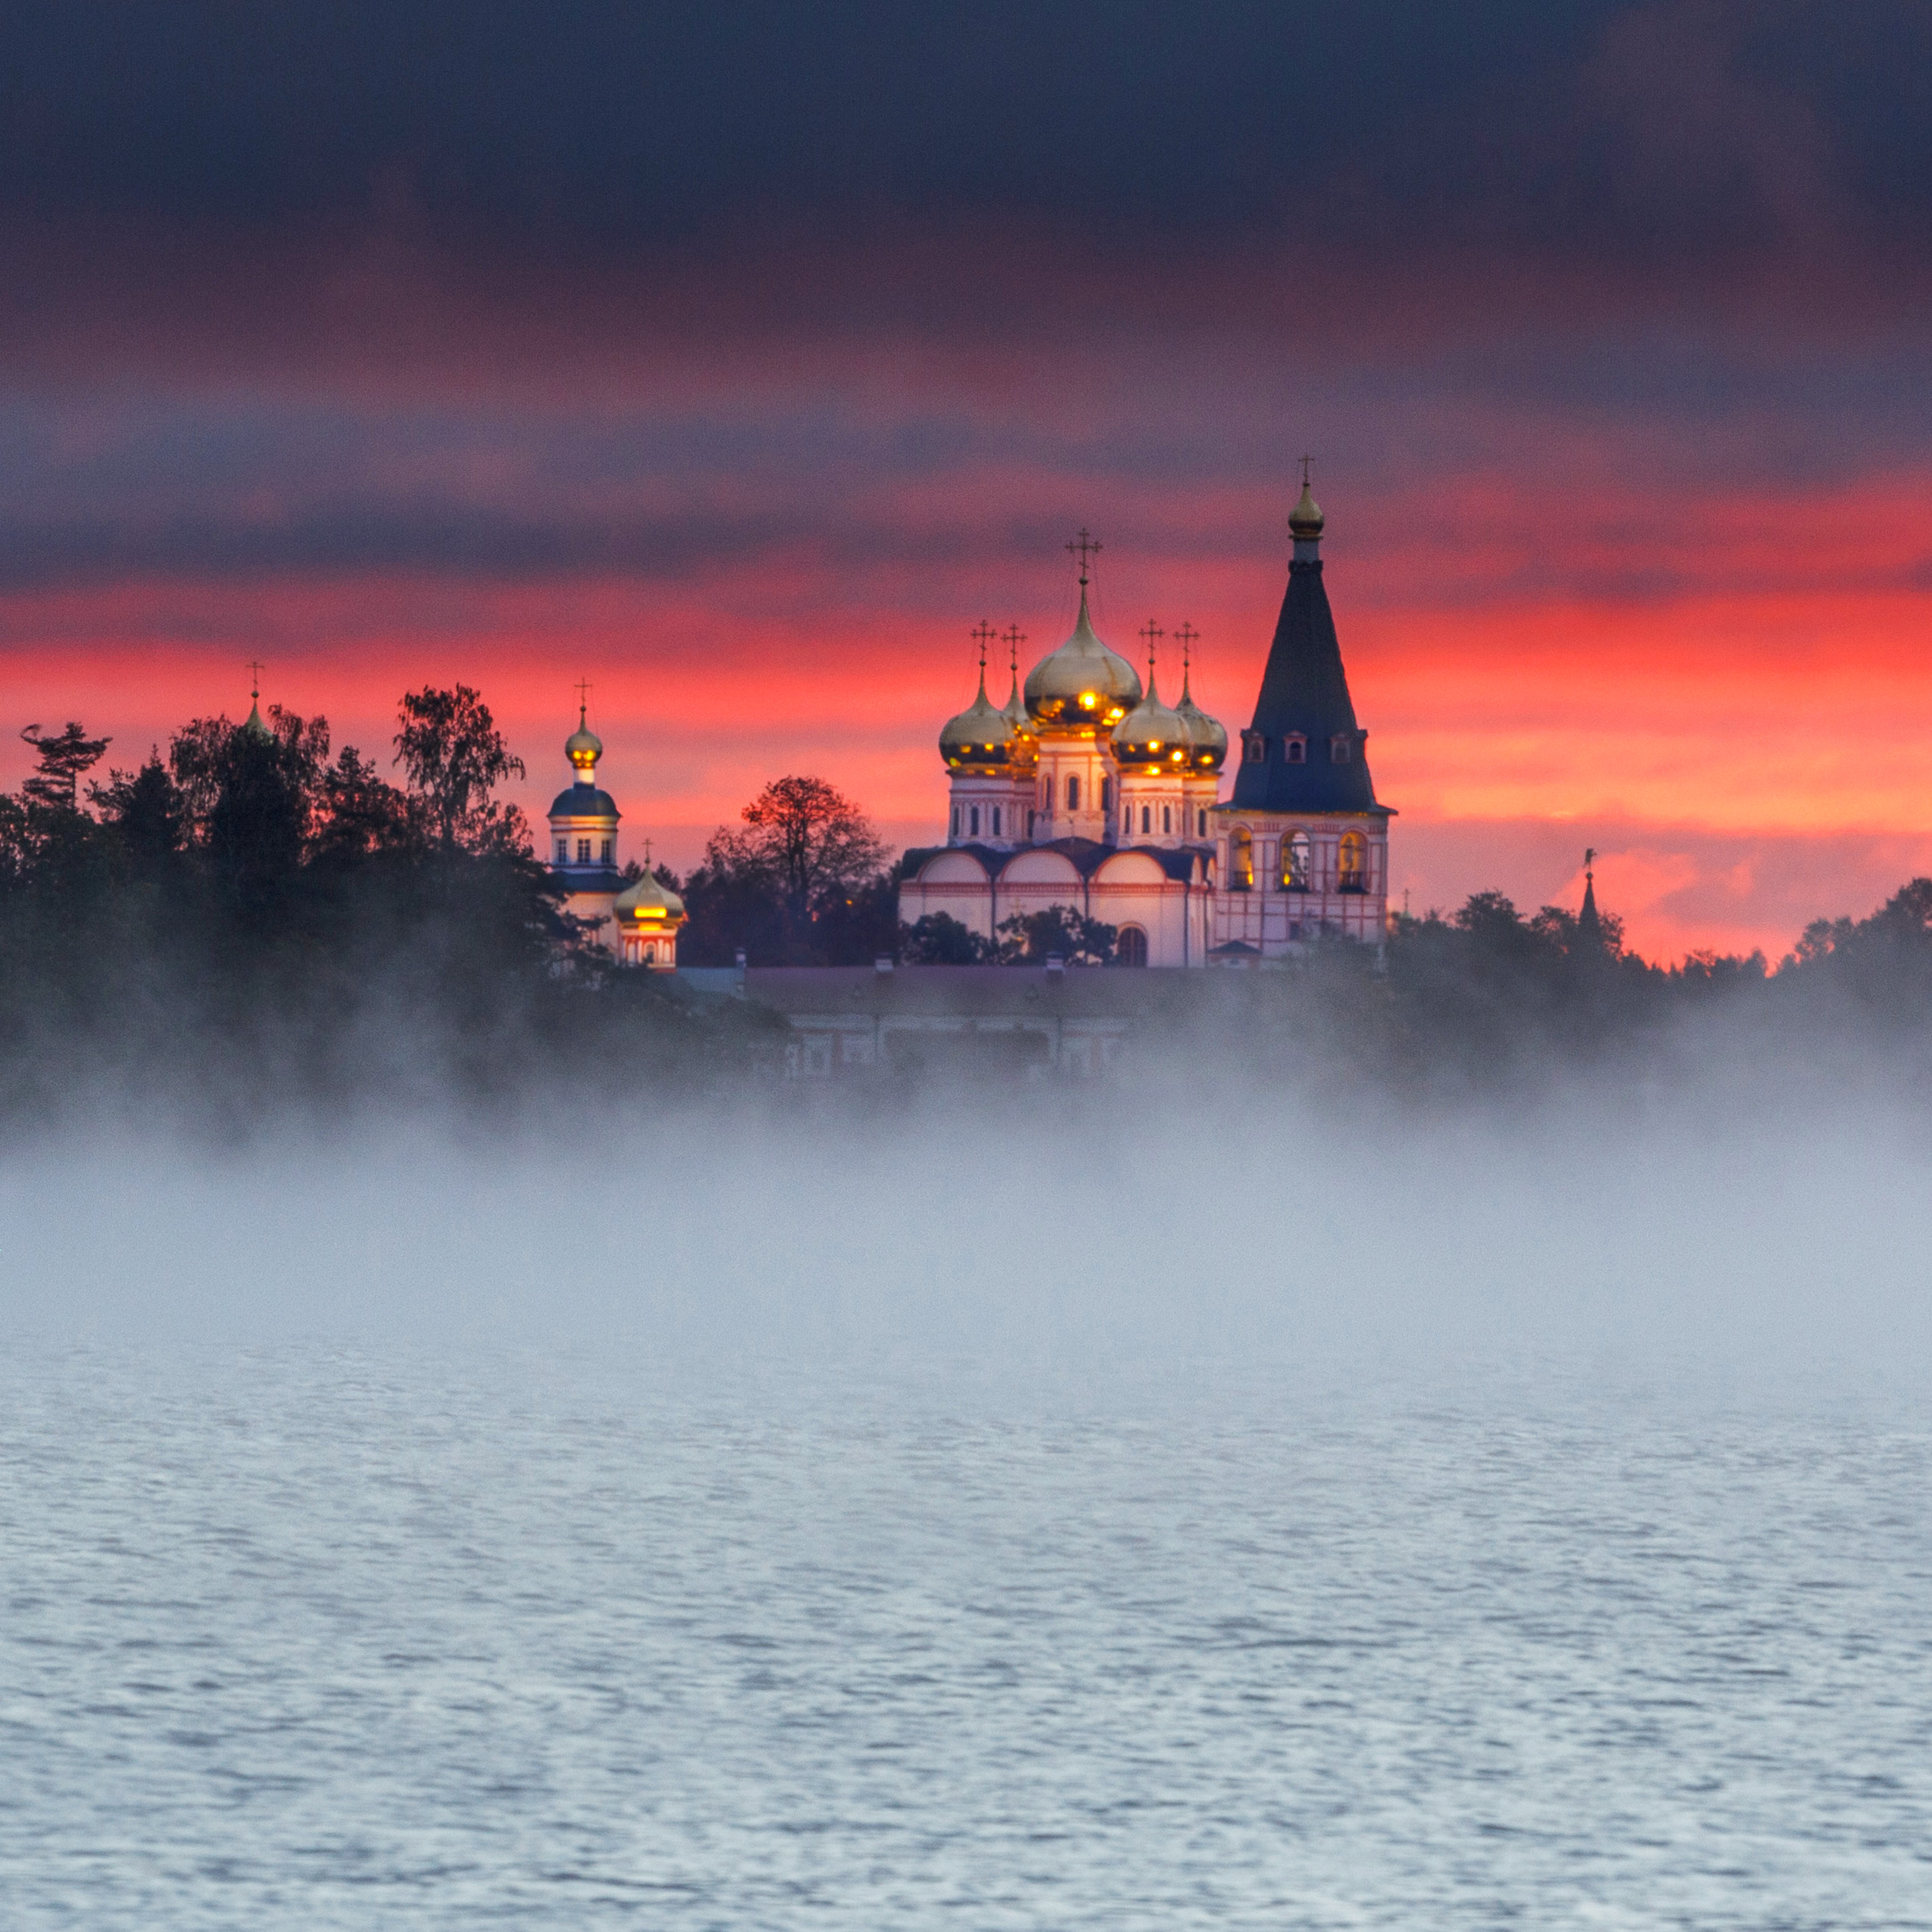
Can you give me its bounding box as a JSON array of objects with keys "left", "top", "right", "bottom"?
[{"left": 896, "top": 479, "right": 1393, "bottom": 964}]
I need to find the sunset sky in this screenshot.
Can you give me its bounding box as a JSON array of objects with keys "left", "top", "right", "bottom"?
[{"left": 5, "top": 2, "right": 1930, "bottom": 960}]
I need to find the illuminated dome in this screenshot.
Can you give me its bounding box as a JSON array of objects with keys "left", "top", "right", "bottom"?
[
  {"left": 1110, "top": 672, "right": 1191, "bottom": 772},
  {"left": 1175, "top": 664, "right": 1228, "bottom": 773},
  {"left": 1023, "top": 586, "right": 1142, "bottom": 734},
  {"left": 614, "top": 867, "right": 684, "bottom": 926},
  {"left": 565, "top": 704, "right": 603, "bottom": 780},
  {"left": 939, "top": 668, "right": 1020, "bottom": 772}
]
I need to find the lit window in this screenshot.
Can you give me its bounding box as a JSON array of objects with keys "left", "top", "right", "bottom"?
[
  {"left": 1067, "top": 776, "right": 1080, "bottom": 810},
  {"left": 969, "top": 806, "right": 979, "bottom": 836},
  {"left": 1285, "top": 735, "right": 1306, "bottom": 764},
  {"left": 1283, "top": 831, "right": 1311, "bottom": 890},
  {"left": 577, "top": 838, "right": 591, "bottom": 863},
  {"left": 1231, "top": 826, "right": 1254, "bottom": 890},
  {"left": 1339, "top": 830, "right": 1367, "bottom": 890}
]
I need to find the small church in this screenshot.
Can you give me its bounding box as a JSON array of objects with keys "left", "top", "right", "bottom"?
[
  {"left": 896, "top": 478, "right": 1394, "bottom": 964},
  {"left": 545, "top": 701, "right": 687, "bottom": 969}
]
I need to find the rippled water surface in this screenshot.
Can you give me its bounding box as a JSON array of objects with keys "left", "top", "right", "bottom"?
[{"left": 4, "top": 1350, "right": 1930, "bottom": 1928}]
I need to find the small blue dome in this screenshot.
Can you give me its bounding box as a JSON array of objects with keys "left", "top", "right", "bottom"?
[{"left": 548, "top": 784, "right": 619, "bottom": 821}]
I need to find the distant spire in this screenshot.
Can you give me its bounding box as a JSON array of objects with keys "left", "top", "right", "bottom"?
[
  {"left": 1578, "top": 848, "right": 1602, "bottom": 945},
  {"left": 241, "top": 658, "right": 270, "bottom": 740}
]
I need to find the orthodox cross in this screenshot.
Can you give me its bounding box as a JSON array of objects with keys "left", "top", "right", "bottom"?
[
  {"left": 575, "top": 677, "right": 592, "bottom": 721},
  {"left": 1138, "top": 618, "right": 1164, "bottom": 678},
  {"left": 1002, "top": 623, "right": 1026, "bottom": 674},
  {"left": 246, "top": 658, "right": 265, "bottom": 701},
  {"left": 1299, "top": 454, "right": 1314, "bottom": 489},
  {"left": 1065, "top": 527, "right": 1102, "bottom": 585},
  {"left": 1173, "top": 621, "right": 1198, "bottom": 670},
  {"left": 970, "top": 618, "right": 996, "bottom": 672},
  {"left": 1584, "top": 846, "right": 1596, "bottom": 879}
]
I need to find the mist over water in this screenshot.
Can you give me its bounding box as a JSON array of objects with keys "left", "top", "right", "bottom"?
[{"left": 5, "top": 1038, "right": 1931, "bottom": 1925}]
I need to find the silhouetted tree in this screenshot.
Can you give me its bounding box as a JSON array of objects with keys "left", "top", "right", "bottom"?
[
  {"left": 20, "top": 723, "right": 111, "bottom": 811},
  {"left": 394, "top": 685, "right": 526, "bottom": 853},
  {"left": 900, "top": 910, "right": 992, "bottom": 964},
  {"left": 995, "top": 905, "right": 1116, "bottom": 965},
  {"left": 92, "top": 754, "right": 187, "bottom": 879}
]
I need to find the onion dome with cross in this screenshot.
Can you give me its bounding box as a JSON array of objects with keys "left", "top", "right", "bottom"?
[
  {"left": 939, "top": 621, "right": 1026, "bottom": 772},
  {"left": 1022, "top": 530, "right": 1142, "bottom": 734},
  {"left": 1171, "top": 622, "right": 1228, "bottom": 773},
  {"left": 1110, "top": 621, "right": 1191, "bottom": 771}
]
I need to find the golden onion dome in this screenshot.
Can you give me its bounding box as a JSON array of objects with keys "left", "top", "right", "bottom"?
[
  {"left": 1023, "top": 586, "right": 1142, "bottom": 734},
  {"left": 1175, "top": 665, "right": 1228, "bottom": 773},
  {"left": 1289, "top": 479, "right": 1324, "bottom": 542},
  {"left": 1110, "top": 671, "right": 1191, "bottom": 772},
  {"left": 565, "top": 703, "right": 603, "bottom": 779},
  {"left": 939, "top": 669, "right": 1019, "bottom": 772},
  {"left": 614, "top": 867, "right": 685, "bottom": 925}
]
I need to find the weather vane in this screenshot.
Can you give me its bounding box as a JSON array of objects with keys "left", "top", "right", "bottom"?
[
  {"left": 1065, "top": 528, "right": 1102, "bottom": 586},
  {"left": 970, "top": 618, "right": 996, "bottom": 671}
]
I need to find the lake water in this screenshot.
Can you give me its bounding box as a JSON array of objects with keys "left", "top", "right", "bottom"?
[{"left": 4, "top": 1344, "right": 1929, "bottom": 1928}]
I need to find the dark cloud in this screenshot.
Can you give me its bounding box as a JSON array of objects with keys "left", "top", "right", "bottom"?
[{"left": 3, "top": 2, "right": 1927, "bottom": 277}]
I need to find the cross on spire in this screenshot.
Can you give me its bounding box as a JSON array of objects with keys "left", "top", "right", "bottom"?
[
  {"left": 246, "top": 658, "right": 264, "bottom": 701},
  {"left": 1138, "top": 618, "right": 1164, "bottom": 677},
  {"left": 575, "top": 677, "right": 592, "bottom": 723},
  {"left": 1299, "top": 454, "right": 1314, "bottom": 489},
  {"left": 1584, "top": 847, "right": 1596, "bottom": 878},
  {"left": 970, "top": 618, "right": 996, "bottom": 671},
  {"left": 1002, "top": 622, "right": 1026, "bottom": 672},
  {"left": 1173, "top": 621, "right": 1198, "bottom": 669},
  {"left": 1065, "top": 527, "right": 1102, "bottom": 586}
]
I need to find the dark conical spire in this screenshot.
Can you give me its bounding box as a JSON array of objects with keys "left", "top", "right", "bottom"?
[
  {"left": 1577, "top": 850, "right": 1603, "bottom": 946},
  {"left": 1230, "top": 479, "right": 1380, "bottom": 812}
]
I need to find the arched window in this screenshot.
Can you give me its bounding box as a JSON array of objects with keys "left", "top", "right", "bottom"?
[
  {"left": 1141, "top": 804, "right": 1151, "bottom": 834},
  {"left": 1285, "top": 734, "right": 1307, "bottom": 764},
  {"left": 951, "top": 806, "right": 959, "bottom": 837},
  {"left": 1197, "top": 808, "right": 1207, "bottom": 837},
  {"left": 1122, "top": 807, "right": 1132, "bottom": 834},
  {"left": 1028, "top": 809, "right": 1037, "bottom": 838},
  {"left": 993, "top": 807, "right": 1002, "bottom": 837},
  {"left": 1231, "top": 826, "right": 1254, "bottom": 890},
  {"left": 1331, "top": 734, "right": 1352, "bottom": 764},
  {"left": 1241, "top": 732, "right": 1265, "bottom": 764},
  {"left": 1282, "top": 830, "right": 1311, "bottom": 890},
  {"left": 1162, "top": 805, "right": 1171, "bottom": 835},
  {"left": 1115, "top": 925, "right": 1148, "bottom": 967},
  {"left": 1101, "top": 777, "right": 1113, "bottom": 811},
  {"left": 1066, "top": 775, "right": 1080, "bottom": 810},
  {"left": 1339, "top": 830, "right": 1367, "bottom": 890}
]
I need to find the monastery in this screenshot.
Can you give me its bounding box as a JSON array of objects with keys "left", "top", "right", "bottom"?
[{"left": 896, "top": 477, "right": 1393, "bottom": 963}]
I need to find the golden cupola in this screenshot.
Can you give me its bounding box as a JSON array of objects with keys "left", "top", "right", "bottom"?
[
  {"left": 1175, "top": 665, "right": 1228, "bottom": 773},
  {"left": 1111, "top": 667, "right": 1190, "bottom": 772},
  {"left": 939, "top": 664, "right": 1020, "bottom": 773},
  {"left": 1022, "top": 582, "right": 1142, "bottom": 735},
  {"left": 565, "top": 704, "right": 603, "bottom": 780}
]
